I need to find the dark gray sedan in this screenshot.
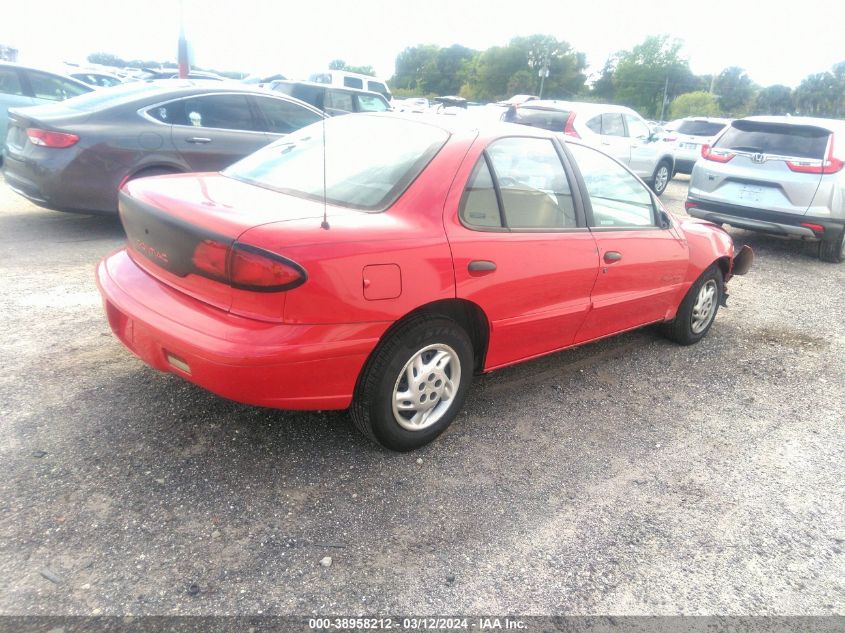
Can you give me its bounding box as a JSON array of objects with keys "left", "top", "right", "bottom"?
[{"left": 2, "top": 80, "right": 324, "bottom": 213}]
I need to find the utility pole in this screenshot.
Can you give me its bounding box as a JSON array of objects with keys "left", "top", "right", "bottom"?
[
  {"left": 659, "top": 75, "right": 669, "bottom": 121},
  {"left": 538, "top": 56, "right": 550, "bottom": 99}
]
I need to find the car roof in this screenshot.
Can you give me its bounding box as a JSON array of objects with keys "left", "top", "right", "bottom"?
[
  {"left": 680, "top": 116, "right": 732, "bottom": 124},
  {"left": 515, "top": 99, "right": 638, "bottom": 116},
  {"left": 273, "top": 80, "right": 389, "bottom": 100},
  {"left": 0, "top": 61, "right": 92, "bottom": 86}
]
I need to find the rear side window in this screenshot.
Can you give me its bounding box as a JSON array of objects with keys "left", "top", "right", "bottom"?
[
  {"left": 356, "top": 94, "right": 388, "bottom": 112},
  {"left": 714, "top": 121, "right": 829, "bottom": 159},
  {"left": 568, "top": 143, "right": 654, "bottom": 228},
  {"left": 503, "top": 107, "right": 569, "bottom": 132},
  {"left": 343, "top": 76, "right": 363, "bottom": 89},
  {"left": 678, "top": 120, "right": 727, "bottom": 137},
  {"left": 0, "top": 67, "right": 24, "bottom": 96},
  {"left": 253, "top": 96, "right": 322, "bottom": 134},
  {"left": 26, "top": 71, "right": 90, "bottom": 101},
  {"left": 460, "top": 137, "right": 577, "bottom": 230},
  {"left": 287, "top": 84, "right": 325, "bottom": 109},
  {"left": 461, "top": 158, "right": 502, "bottom": 228}
]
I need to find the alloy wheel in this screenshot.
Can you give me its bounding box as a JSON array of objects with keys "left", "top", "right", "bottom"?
[
  {"left": 691, "top": 280, "right": 718, "bottom": 334},
  {"left": 391, "top": 344, "right": 461, "bottom": 431}
]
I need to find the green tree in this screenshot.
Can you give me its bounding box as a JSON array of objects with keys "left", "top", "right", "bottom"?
[
  {"left": 87, "top": 52, "right": 126, "bottom": 67},
  {"left": 611, "top": 35, "right": 699, "bottom": 118},
  {"left": 713, "top": 67, "right": 757, "bottom": 116},
  {"left": 391, "top": 45, "right": 441, "bottom": 92},
  {"left": 327, "top": 58, "right": 376, "bottom": 77},
  {"left": 668, "top": 91, "right": 721, "bottom": 118},
  {"left": 793, "top": 72, "right": 842, "bottom": 116},
  {"left": 590, "top": 56, "right": 617, "bottom": 101},
  {"left": 753, "top": 85, "right": 793, "bottom": 115}
]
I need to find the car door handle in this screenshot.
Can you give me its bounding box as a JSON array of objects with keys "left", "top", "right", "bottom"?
[
  {"left": 603, "top": 251, "right": 622, "bottom": 263},
  {"left": 185, "top": 137, "right": 212, "bottom": 144},
  {"left": 468, "top": 260, "right": 496, "bottom": 272},
  {"left": 600, "top": 141, "right": 611, "bottom": 146}
]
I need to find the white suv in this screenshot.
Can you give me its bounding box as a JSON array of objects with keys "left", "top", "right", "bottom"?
[
  {"left": 503, "top": 100, "right": 675, "bottom": 195},
  {"left": 666, "top": 117, "right": 732, "bottom": 174}
]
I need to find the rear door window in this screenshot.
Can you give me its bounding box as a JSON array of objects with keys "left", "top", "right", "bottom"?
[
  {"left": 483, "top": 137, "right": 578, "bottom": 229},
  {"left": 460, "top": 158, "right": 502, "bottom": 228},
  {"left": 600, "top": 113, "right": 626, "bottom": 137},
  {"left": 343, "top": 76, "right": 364, "bottom": 89},
  {"left": 252, "top": 95, "right": 322, "bottom": 133},
  {"left": 714, "top": 121, "right": 829, "bottom": 159},
  {"left": 181, "top": 94, "right": 257, "bottom": 130}
]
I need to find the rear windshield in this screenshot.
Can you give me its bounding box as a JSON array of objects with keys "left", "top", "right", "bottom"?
[
  {"left": 224, "top": 115, "right": 449, "bottom": 211},
  {"left": 677, "top": 120, "right": 727, "bottom": 137},
  {"left": 503, "top": 107, "right": 569, "bottom": 132},
  {"left": 714, "top": 120, "right": 830, "bottom": 159},
  {"left": 60, "top": 81, "right": 162, "bottom": 110}
]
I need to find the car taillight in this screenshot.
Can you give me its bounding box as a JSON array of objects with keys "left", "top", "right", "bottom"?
[
  {"left": 564, "top": 111, "right": 580, "bottom": 138},
  {"left": 800, "top": 222, "right": 825, "bottom": 233},
  {"left": 685, "top": 201, "right": 698, "bottom": 210},
  {"left": 191, "top": 240, "right": 306, "bottom": 292},
  {"left": 786, "top": 135, "right": 844, "bottom": 174},
  {"left": 26, "top": 128, "right": 79, "bottom": 148},
  {"left": 701, "top": 143, "right": 734, "bottom": 163}
]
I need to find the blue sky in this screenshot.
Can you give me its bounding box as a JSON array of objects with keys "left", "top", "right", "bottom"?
[{"left": 3, "top": 0, "right": 842, "bottom": 88}]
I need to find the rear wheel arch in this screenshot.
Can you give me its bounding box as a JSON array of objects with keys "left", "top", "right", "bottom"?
[
  {"left": 125, "top": 164, "right": 184, "bottom": 184},
  {"left": 362, "top": 299, "right": 490, "bottom": 380}
]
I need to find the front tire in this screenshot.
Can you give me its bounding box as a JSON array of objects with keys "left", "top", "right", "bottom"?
[
  {"left": 351, "top": 316, "right": 473, "bottom": 451},
  {"left": 819, "top": 229, "right": 845, "bottom": 263},
  {"left": 650, "top": 160, "right": 672, "bottom": 197},
  {"left": 661, "top": 265, "right": 723, "bottom": 345}
]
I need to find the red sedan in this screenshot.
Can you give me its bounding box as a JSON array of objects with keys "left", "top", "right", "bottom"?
[{"left": 97, "top": 114, "right": 752, "bottom": 451}]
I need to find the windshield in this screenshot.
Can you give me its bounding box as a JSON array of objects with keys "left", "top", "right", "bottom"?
[
  {"left": 714, "top": 121, "right": 830, "bottom": 158},
  {"left": 677, "top": 120, "right": 727, "bottom": 137},
  {"left": 61, "top": 81, "right": 162, "bottom": 110},
  {"left": 224, "top": 115, "right": 449, "bottom": 211}
]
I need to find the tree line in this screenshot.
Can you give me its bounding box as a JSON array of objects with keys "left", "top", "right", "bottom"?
[{"left": 389, "top": 35, "right": 845, "bottom": 120}]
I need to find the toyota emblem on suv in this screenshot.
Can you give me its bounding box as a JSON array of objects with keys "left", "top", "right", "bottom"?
[{"left": 751, "top": 153, "right": 766, "bottom": 163}]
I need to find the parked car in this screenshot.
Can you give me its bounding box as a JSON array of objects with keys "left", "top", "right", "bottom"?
[
  {"left": 0, "top": 62, "right": 93, "bottom": 162},
  {"left": 270, "top": 80, "right": 390, "bottom": 116},
  {"left": 666, "top": 117, "right": 731, "bottom": 174},
  {"left": 68, "top": 70, "right": 125, "bottom": 88},
  {"left": 503, "top": 100, "right": 675, "bottom": 196},
  {"left": 3, "top": 80, "right": 324, "bottom": 213},
  {"left": 96, "top": 113, "right": 751, "bottom": 451},
  {"left": 687, "top": 116, "right": 845, "bottom": 263},
  {"left": 307, "top": 70, "right": 392, "bottom": 102}
]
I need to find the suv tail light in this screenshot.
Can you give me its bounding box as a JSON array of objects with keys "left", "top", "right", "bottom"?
[
  {"left": 564, "top": 111, "right": 580, "bottom": 138},
  {"left": 192, "top": 240, "right": 306, "bottom": 292},
  {"left": 26, "top": 128, "right": 79, "bottom": 148},
  {"left": 701, "top": 143, "right": 734, "bottom": 163},
  {"left": 787, "top": 135, "right": 844, "bottom": 174}
]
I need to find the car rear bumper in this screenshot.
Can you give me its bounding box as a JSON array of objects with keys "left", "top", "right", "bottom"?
[
  {"left": 96, "top": 248, "right": 387, "bottom": 410},
  {"left": 3, "top": 147, "right": 118, "bottom": 214},
  {"left": 686, "top": 196, "right": 845, "bottom": 241}
]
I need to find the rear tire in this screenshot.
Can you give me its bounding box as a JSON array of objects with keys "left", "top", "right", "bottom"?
[
  {"left": 650, "top": 160, "right": 672, "bottom": 197},
  {"left": 660, "top": 265, "right": 723, "bottom": 345},
  {"left": 819, "top": 229, "right": 845, "bottom": 263},
  {"left": 351, "top": 315, "right": 473, "bottom": 451}
]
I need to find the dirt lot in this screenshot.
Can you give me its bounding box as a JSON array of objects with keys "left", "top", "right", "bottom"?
[{"left": 0, "top": 173, "right": 843, "bottom": 616}]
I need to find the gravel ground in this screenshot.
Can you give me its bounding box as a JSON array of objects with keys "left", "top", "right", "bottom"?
[{"left": 0, "top": 173, "right": 843, "bottom": 616}]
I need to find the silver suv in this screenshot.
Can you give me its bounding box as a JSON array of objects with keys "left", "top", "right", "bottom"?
[
  {"left": 687, "top": 116, "right": 845, "bottom": 262},
  {"left": 503, "top": 101, "right": 675, "bottom": 196},
  {"left": 667, "top": 117, "right": 731, "bottom": 174}
]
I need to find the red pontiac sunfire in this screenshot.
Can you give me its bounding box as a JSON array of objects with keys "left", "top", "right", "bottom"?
[{"left": 97, "top": 113, "right": 753, "bottom": 451}]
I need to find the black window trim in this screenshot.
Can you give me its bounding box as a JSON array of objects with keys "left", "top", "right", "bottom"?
[
  {"left": 247, "top": 93, "right": 323, "bottom": 135},
  {"left": 457, "top": 134, "right": 590, "bottom": 234},
  {"left": 560, "top": 140, "right": 665, "bottom": 232}
]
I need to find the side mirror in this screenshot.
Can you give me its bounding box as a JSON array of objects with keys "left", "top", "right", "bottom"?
[{"left": 658, "top": 210, "right": 672, "bottom": 229}]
